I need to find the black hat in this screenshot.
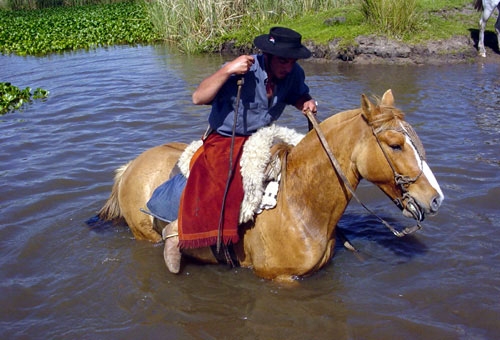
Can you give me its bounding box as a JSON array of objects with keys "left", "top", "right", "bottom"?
[{"left": 254, "top": 27, "right": 311, "bottom": 59}]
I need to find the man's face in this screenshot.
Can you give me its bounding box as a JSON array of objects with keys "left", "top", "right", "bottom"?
[{"left": 269, "top": 56, "right": 297, "bottom": 79}]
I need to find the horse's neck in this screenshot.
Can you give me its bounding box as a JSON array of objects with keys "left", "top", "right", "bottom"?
[
  {"left": 283, "top": 110, "right": 364, "bottom": 231},
  {"left": 289, "top": 109, "right": 363, "bottom": 187}
]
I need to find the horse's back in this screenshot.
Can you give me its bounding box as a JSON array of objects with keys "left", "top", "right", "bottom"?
[
  {"left": 122, "top": 142, "right": 186, "bottom": 188},
  {"left": 118, "top": 142, "right": 187, "bottom": 241},
  {"left": 138, "top": 142, "right": 187, "bottom": 162}
]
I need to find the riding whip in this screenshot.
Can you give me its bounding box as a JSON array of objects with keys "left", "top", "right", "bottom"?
[{"left": 216, "top": 76, "right": 244, "bottom": 255}]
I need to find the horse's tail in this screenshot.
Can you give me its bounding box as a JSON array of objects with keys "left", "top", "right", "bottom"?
[
  {"left": 473, "top": 0, "right": 483, "bottom": 11},
  {"left": 97, "top": 162, "right": 131, "bottom": 223}
]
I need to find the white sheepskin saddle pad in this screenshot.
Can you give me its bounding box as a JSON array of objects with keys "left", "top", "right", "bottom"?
[{"left": 177, "top": 125, "right": 304, "bottom": 223}]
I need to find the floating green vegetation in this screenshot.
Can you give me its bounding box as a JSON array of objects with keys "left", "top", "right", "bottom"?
[
  {"left": 0, "top": 1, "right": 161, "bottom": 56},
  {"left": 1, "top": 82, "right": 49, "bottom": 114}
]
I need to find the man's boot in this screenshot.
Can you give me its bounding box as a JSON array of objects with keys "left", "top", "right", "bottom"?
[{"left": 163, "top": 219, "right": 181, "bottom": 274}]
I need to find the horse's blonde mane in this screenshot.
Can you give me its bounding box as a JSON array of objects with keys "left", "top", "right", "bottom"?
[
  {"left": 328, "top": 95, "right": 405, "bottom": 131},
  {"left": 370, "top": 97, "right": 406, "bottom": 132}
]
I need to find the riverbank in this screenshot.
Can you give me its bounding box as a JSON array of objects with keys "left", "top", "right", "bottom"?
[
  {"left": 221, "top": 27, "right": 500, "bottom": 65},
  {"left": 219, "top": 5, "right": 500, "bottom": 65},
  {"left": 221, "top": 34, "right": 489, "bottom": 65},
  {"left": 1, "top": 1, "right": 498, "bottom": 64},
  {"left": 309, "top": 34, "right": 500, "bottom": 65}
]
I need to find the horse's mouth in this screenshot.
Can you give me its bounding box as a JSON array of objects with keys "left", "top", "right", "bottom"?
[{"left": 403, "top": 200, "right": 425, "bottom": 222}]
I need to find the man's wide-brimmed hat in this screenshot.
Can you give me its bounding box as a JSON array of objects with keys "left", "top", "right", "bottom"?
[{"left": 254, "top": 27, "right": 311, "bottom": 59}]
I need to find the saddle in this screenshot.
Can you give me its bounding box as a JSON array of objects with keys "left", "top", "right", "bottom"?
[{"left": 177, "top": 125, "right": 304, "bottom": 223}]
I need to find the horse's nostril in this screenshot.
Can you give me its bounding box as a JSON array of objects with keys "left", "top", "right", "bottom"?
[{"left": 430, "top": 195, "right": 441, "bottom": 212}]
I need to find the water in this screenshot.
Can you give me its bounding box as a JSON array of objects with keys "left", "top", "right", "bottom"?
[{"left": 1, "top": 45, "right": 499, "bottom": 339}]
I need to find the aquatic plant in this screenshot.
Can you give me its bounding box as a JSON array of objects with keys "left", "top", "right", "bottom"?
[
  {"left": 0, "top": 82, "right": 49, "bottom": 114},
  {"left": 0, "top": 2, "right": 161, "bottom": 55},
  {"left": 4, "top": 0, "right": 123, "bottom": 11}
]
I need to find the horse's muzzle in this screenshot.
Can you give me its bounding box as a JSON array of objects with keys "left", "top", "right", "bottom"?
[{"left": 403, "top": 199, "right": 425, "bottom": 222}]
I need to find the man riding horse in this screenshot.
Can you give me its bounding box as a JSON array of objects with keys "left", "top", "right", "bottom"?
[{"left": 163, "top": 27, "right": 318, "bottom": 273}]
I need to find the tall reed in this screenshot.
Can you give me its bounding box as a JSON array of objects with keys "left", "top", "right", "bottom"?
[
  {"left": 145, "top": 0, "right": 238, "bottom": 53},
  {"left": 144, "top": 0, "right": 356, "bottom": 53},
  {"left": 361, "top": 0, "right": 421, "bottom": 38}
]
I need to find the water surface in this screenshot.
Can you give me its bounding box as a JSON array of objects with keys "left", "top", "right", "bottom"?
[{"left": 1, "top": 45, "right": 499, "bottom": 339}]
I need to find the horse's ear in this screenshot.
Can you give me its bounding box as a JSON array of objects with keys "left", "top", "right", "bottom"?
[
  {"left": 361, "top": 93, "right": 374, "bottom": 122},
  {"left": 381, "top": 89, "right": 394, "bottom": 106}
]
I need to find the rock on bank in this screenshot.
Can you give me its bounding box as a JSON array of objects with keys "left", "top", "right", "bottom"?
[{"left": 221, "top": 34, "right": 500, "bottom": 65}]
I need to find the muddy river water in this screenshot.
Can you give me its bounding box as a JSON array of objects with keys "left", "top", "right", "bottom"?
[{"left": 1, "top": 45, "right": 499, "bottom": 339}]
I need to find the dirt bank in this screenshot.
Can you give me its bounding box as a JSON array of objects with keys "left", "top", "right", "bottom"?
[
  {"left": 306, "top": 34, "right": 500, "bottom": 65},
  {"left": 221, "top": 33, "right": 500, "bottom": 65}
]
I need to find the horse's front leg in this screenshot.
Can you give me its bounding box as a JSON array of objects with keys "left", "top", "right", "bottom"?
[
  {"left": 479, "top": 14, "right": 488, "bottom": 57},
  {"left": 495, "top": 5, "right": 500, "bottom": 53}
]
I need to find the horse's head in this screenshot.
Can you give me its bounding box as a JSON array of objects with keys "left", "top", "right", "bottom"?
[{"left": 355, "top": 89, "right": 444, "bottom": 223}]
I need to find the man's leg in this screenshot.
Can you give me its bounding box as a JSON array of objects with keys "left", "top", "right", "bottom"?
[{"left": 163, "top": 220, "right": 181, "bottom": 273}]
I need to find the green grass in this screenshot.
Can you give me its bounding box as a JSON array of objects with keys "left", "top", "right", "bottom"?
[
  {"left": 182, "top": 0, "right": 480, "bottom": 52},
  {"left": 361, "top": 0, "right": 421, "bottom": 39},
  {"left": 143, "top": 0, "right": 357, "bottom": 53}
]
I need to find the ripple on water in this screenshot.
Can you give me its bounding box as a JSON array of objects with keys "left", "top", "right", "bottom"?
[{"left": 1, "top": 47, "right": 499, "bottom": 339}]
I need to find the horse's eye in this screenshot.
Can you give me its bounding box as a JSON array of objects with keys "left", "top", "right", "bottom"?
[{"left": 389, "top": 144, "right": 402, "bottom": 151}]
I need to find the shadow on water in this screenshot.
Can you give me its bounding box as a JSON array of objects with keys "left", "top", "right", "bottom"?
[
  {"left": 337, "top": 213, "right": 428, "bottom": 262},
  {"left": 85, "top": 214, "right": 130, "bottom": 237}
]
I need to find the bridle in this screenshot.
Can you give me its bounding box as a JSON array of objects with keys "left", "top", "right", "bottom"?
[
  {"left": 370, "top": 120, "right": 426, "bottom": 222},
  {"left": 305, "top": 110, "right": 423, "bottom": 237}
]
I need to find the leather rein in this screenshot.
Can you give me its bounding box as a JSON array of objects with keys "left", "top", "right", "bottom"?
[{"left": 305, "top": 110, "right": 421, "bottom": 237}]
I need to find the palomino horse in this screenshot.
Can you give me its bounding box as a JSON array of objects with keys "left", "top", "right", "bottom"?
[
  {"left": 98, "top": 90, "right": 444, "bottom": 281},
  {"left": 474, "top": 0, "right": 500, "bottom": 57}
]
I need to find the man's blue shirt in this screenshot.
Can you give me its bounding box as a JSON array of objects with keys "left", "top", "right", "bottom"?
[{"left": 208, "top": 54, "right": 310, "bottom": 136}]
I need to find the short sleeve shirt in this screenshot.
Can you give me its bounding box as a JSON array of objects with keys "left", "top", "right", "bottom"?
[{"left": 208, "top": 54, "right": 310, "bottom": 136}]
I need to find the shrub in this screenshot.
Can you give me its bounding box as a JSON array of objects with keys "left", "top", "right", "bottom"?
[{"left": 361, "top": 0, "right": 421, "bottom": 38}]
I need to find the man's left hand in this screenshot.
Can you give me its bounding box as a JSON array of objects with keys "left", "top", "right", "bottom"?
[{"left": 302, "top": 99, "right": 317, "bottom": 115}]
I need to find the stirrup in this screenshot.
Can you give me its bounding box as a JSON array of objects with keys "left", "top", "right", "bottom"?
[{"left": 162, "top": 229, "right": 178, "bottom": 241}]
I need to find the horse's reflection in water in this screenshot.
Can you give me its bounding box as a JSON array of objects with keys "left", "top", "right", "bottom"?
[{"left": 98, "top": 90, "right": 443, "bottom": 282}]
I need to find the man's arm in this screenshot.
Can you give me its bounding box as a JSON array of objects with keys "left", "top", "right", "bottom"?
[{"left": 192, "top": 55, "right": 255, "bottom": 105}]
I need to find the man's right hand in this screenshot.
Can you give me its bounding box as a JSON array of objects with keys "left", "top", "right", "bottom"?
[{"left": 225, "top": 55, "right": 255, "bottom": 75}]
